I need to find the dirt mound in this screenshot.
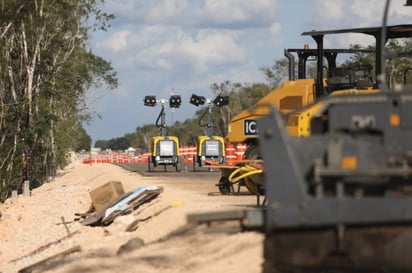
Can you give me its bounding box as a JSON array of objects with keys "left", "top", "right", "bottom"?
[{"left": 0, "top": 162, "right": 263, "bottom": 273}]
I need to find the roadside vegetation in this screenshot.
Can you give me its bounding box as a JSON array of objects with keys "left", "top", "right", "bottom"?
[
  {"left": 95, "top": 39, "right": 412, "bottom": 153},
  {"left": 1, "top": 1, "right": 411, "bottom": 202},
  {"left": 0, "top": 1, "right": 117, "bottom": 201}
]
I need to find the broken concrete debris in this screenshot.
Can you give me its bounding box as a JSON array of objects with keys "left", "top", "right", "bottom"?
[{"left": 78, "top": 183, "right": 163, "bottom": 226}]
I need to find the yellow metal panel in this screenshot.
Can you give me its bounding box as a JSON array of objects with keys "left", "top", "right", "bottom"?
[
  {"left": 151, "top": 136, "right": 180, "bottom": 156},
  {"left": 341, "top": 156, "right": 357, "bottom": 170},
  {"left": 226, "top": 79, "right": 316, "bottom": 143},
  {"left": 197, "top": 136, "right": 225, "bottom": 156},
  {"left": 390, "top": 114, "right": 400, "bottom": 127}
]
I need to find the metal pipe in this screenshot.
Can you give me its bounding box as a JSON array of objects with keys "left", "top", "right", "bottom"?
[
  {"left": 284, "top": 49, "right": 295, "bottom": 81},
  {"left": 379, "top": 0, "right": 390, "bottom": 90}
]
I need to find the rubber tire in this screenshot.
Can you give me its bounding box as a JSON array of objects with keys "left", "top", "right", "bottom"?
[
  {"left": 147, "top": 158, "right": 152, "bottom": 172},
  {"left": 193, "top": 155, "right": 197, "bottom": 172},
  {"left": 244, "top": 144, "right": 265, "bottom": 187},
  {"left": 218, "top": 177, "right": 231, "bottom": 195},
  {"left": 175, "top": 157, "right": 182, "bottom": 172}
]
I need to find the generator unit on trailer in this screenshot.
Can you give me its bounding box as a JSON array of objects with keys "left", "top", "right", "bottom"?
[
  {"left": 149, "top": 135, "right": 181, "bottom": 172},
  {"left": 143, "top": 95, "right": 182, "bottom": 172},
  {"left": 189, "top": 94, "right": 228, "bottom": 170},
  {"left": 195, "top": 135, "right": 225, "bottom": 168}
]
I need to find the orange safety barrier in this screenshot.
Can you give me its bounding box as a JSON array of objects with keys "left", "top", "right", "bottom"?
[
  {"left": 143, "top": 152, "right": 151, "bottom": 163},
  {"left": 180, "top": 146, "right": 189, "bottom": 163},
  {"left": 236, "top": 143, "right": 247, "bottom": 161},
  {"left": 136, "top": 154, "right": 144, "bottom": 163},
  {"left": 82, "top": 151, "right": 155, "bottom": 164},
  {"left": 188, "top": 146, "right": 196, "bottom": 162},
  {"left": 225, "top": 143, "right": 236, "bottom": 165}
]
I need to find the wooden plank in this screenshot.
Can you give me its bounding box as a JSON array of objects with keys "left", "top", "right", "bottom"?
[
  {"left": 18, "top": 245, "right": 81, "bottom": 273},
  {"left": 186, "top": 209, "right": 247, "bottom": 224}
]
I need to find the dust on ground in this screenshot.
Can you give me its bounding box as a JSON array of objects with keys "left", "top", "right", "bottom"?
[{"left": 0, "top": 153, "right": 264, "bottom": 273}]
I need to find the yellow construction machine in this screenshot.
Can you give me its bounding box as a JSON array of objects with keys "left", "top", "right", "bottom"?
[
  {"left": 222, "top": 18, "right": 412, "bottom": 197},
  {"left": 189, "top": 15, "right": 412, "bottom": 272},
  {"left": 227, "top": 48, "right": 377, "bottom": 149},
  {"left": 143, "top": 95, "right": 182, "bottom": 172},
  {"left": 220, "top": 47, "right": 377, "bottom": 194},
  {"left": 189, "top": 94, "right": 228, "bottom": 170}
]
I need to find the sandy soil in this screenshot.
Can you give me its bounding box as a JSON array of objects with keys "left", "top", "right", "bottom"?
[{"left": 0, "top": 154, "right": 264, "bottom": 273}]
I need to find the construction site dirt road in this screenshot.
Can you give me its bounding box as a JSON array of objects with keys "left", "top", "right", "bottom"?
[{"left": 0, "top": 154, "right": 263, "bottom": 273}]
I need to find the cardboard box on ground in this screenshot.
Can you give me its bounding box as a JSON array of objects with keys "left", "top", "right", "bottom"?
[{"left": 89, "top": 181, "right": 125, "bottom": 212}]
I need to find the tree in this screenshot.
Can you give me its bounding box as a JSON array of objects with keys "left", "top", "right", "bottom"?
[
  {"left": 260, "top": 58, "right": 290, "bottom": 87},
  {"left": 0, "top": 0, "right": 117, "bottom": 201},
  {"left": 209, "top": 81, "right": 273, "bottom": 137},
  {"left": 340, "top": 41, "right": 412, "bottom": 88}
]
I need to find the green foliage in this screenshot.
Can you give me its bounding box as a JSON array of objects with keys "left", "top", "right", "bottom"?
[
  {"left": 0, "top": 0, "right": 117, "bottom": 201},
  {"left": 96, "top": 81, "right": 274, "bottom": 153},
  {"left": 339, "top": 41, "right": 412, "bottom": 87},
  {"left": 385, "top": 39, "right": 412, "bottom": 87},
  {"left": 260, "top": 58, "right": 290, "bottom": 86},
  {"left": 95, "top": 137, "right": 130, "bottom": 151},
  {"left": 97, "top": 40, "right": 412, "bottom": 157}
]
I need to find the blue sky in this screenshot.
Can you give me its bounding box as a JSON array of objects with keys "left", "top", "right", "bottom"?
[{"left": 84, "top": 0, "right": 411, "bottom": 144}]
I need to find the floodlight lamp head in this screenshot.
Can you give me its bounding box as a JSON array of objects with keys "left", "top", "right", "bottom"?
[
  {"left": 144, "top": 96, "right": 157, "bottom": 107},
  {"left": 169, "top": 95, "right": 182, "bottom": 108},
  {"left": 213, "top": 95, "right": 229, "bottom": 107},
  {"left": 189, "top": 94, "right": 206, "bottom": 107},
  {"left": 405, "top": 0, "right": 412, "bottom": 6}
]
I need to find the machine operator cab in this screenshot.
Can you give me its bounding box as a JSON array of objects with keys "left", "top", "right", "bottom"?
[
  {"left": 301, "top": 24, "right": 412, "bottom": 97},
  {"left": 226, "top": 46, "right": 378, "bottom": 143},
  {"left": 225, "top": 24, "right": 412, "bottom": 193},
  {"left": 326, "top": 64, "right": 375, "bottom": 93}
]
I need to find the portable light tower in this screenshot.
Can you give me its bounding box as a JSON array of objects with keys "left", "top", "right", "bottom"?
[
  {"left": 189, "top": 94, "right": 229, "bottom": 170},
  {"left": 143, "top": 95, "right": 182, "bottom": 172}
]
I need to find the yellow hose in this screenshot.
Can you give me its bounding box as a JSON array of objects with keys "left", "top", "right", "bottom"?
[{"left": 228, "top": 165, "right": 263, "bottom": 194}]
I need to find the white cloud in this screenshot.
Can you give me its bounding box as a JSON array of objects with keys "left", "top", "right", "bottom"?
[
  {"left": 310, "top": 1, "right": 345, "bottom": 25},
  {"left": 180, "top": 30, "right": 246, "bottom": 72},
  {"left": 96, "top": 30, "right": 131, "bottom": 52},
  {"left": 203, "top": 0, "right": 278, "bottom": 26},
  {"left": 104, "top": 0, "right": 279, "bottom": 28},
  {"left": 310, "top": 0, "right": 410, "bottom": 29},
  {"left": 270, "top": 22, "right": 282, "bottom": 36},
  {"left": 141, "top": 30, "right": 244, "bottom": 72},
  {"left": 307, "top": 0, "right": 412, "bottom": 49},
  {"left": 97, "top": 25, "right": 246, "bottom": 73}
]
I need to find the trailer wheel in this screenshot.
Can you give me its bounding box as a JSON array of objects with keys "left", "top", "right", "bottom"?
[
  {"left": 175, "top": 160, "right": 182, "bottom": 172},
  {"left": 218, "top": 177, "right": 231, "bottom": 195},
  {"left": 147, "top": 158, "right": 152, "bottom": 172}
]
